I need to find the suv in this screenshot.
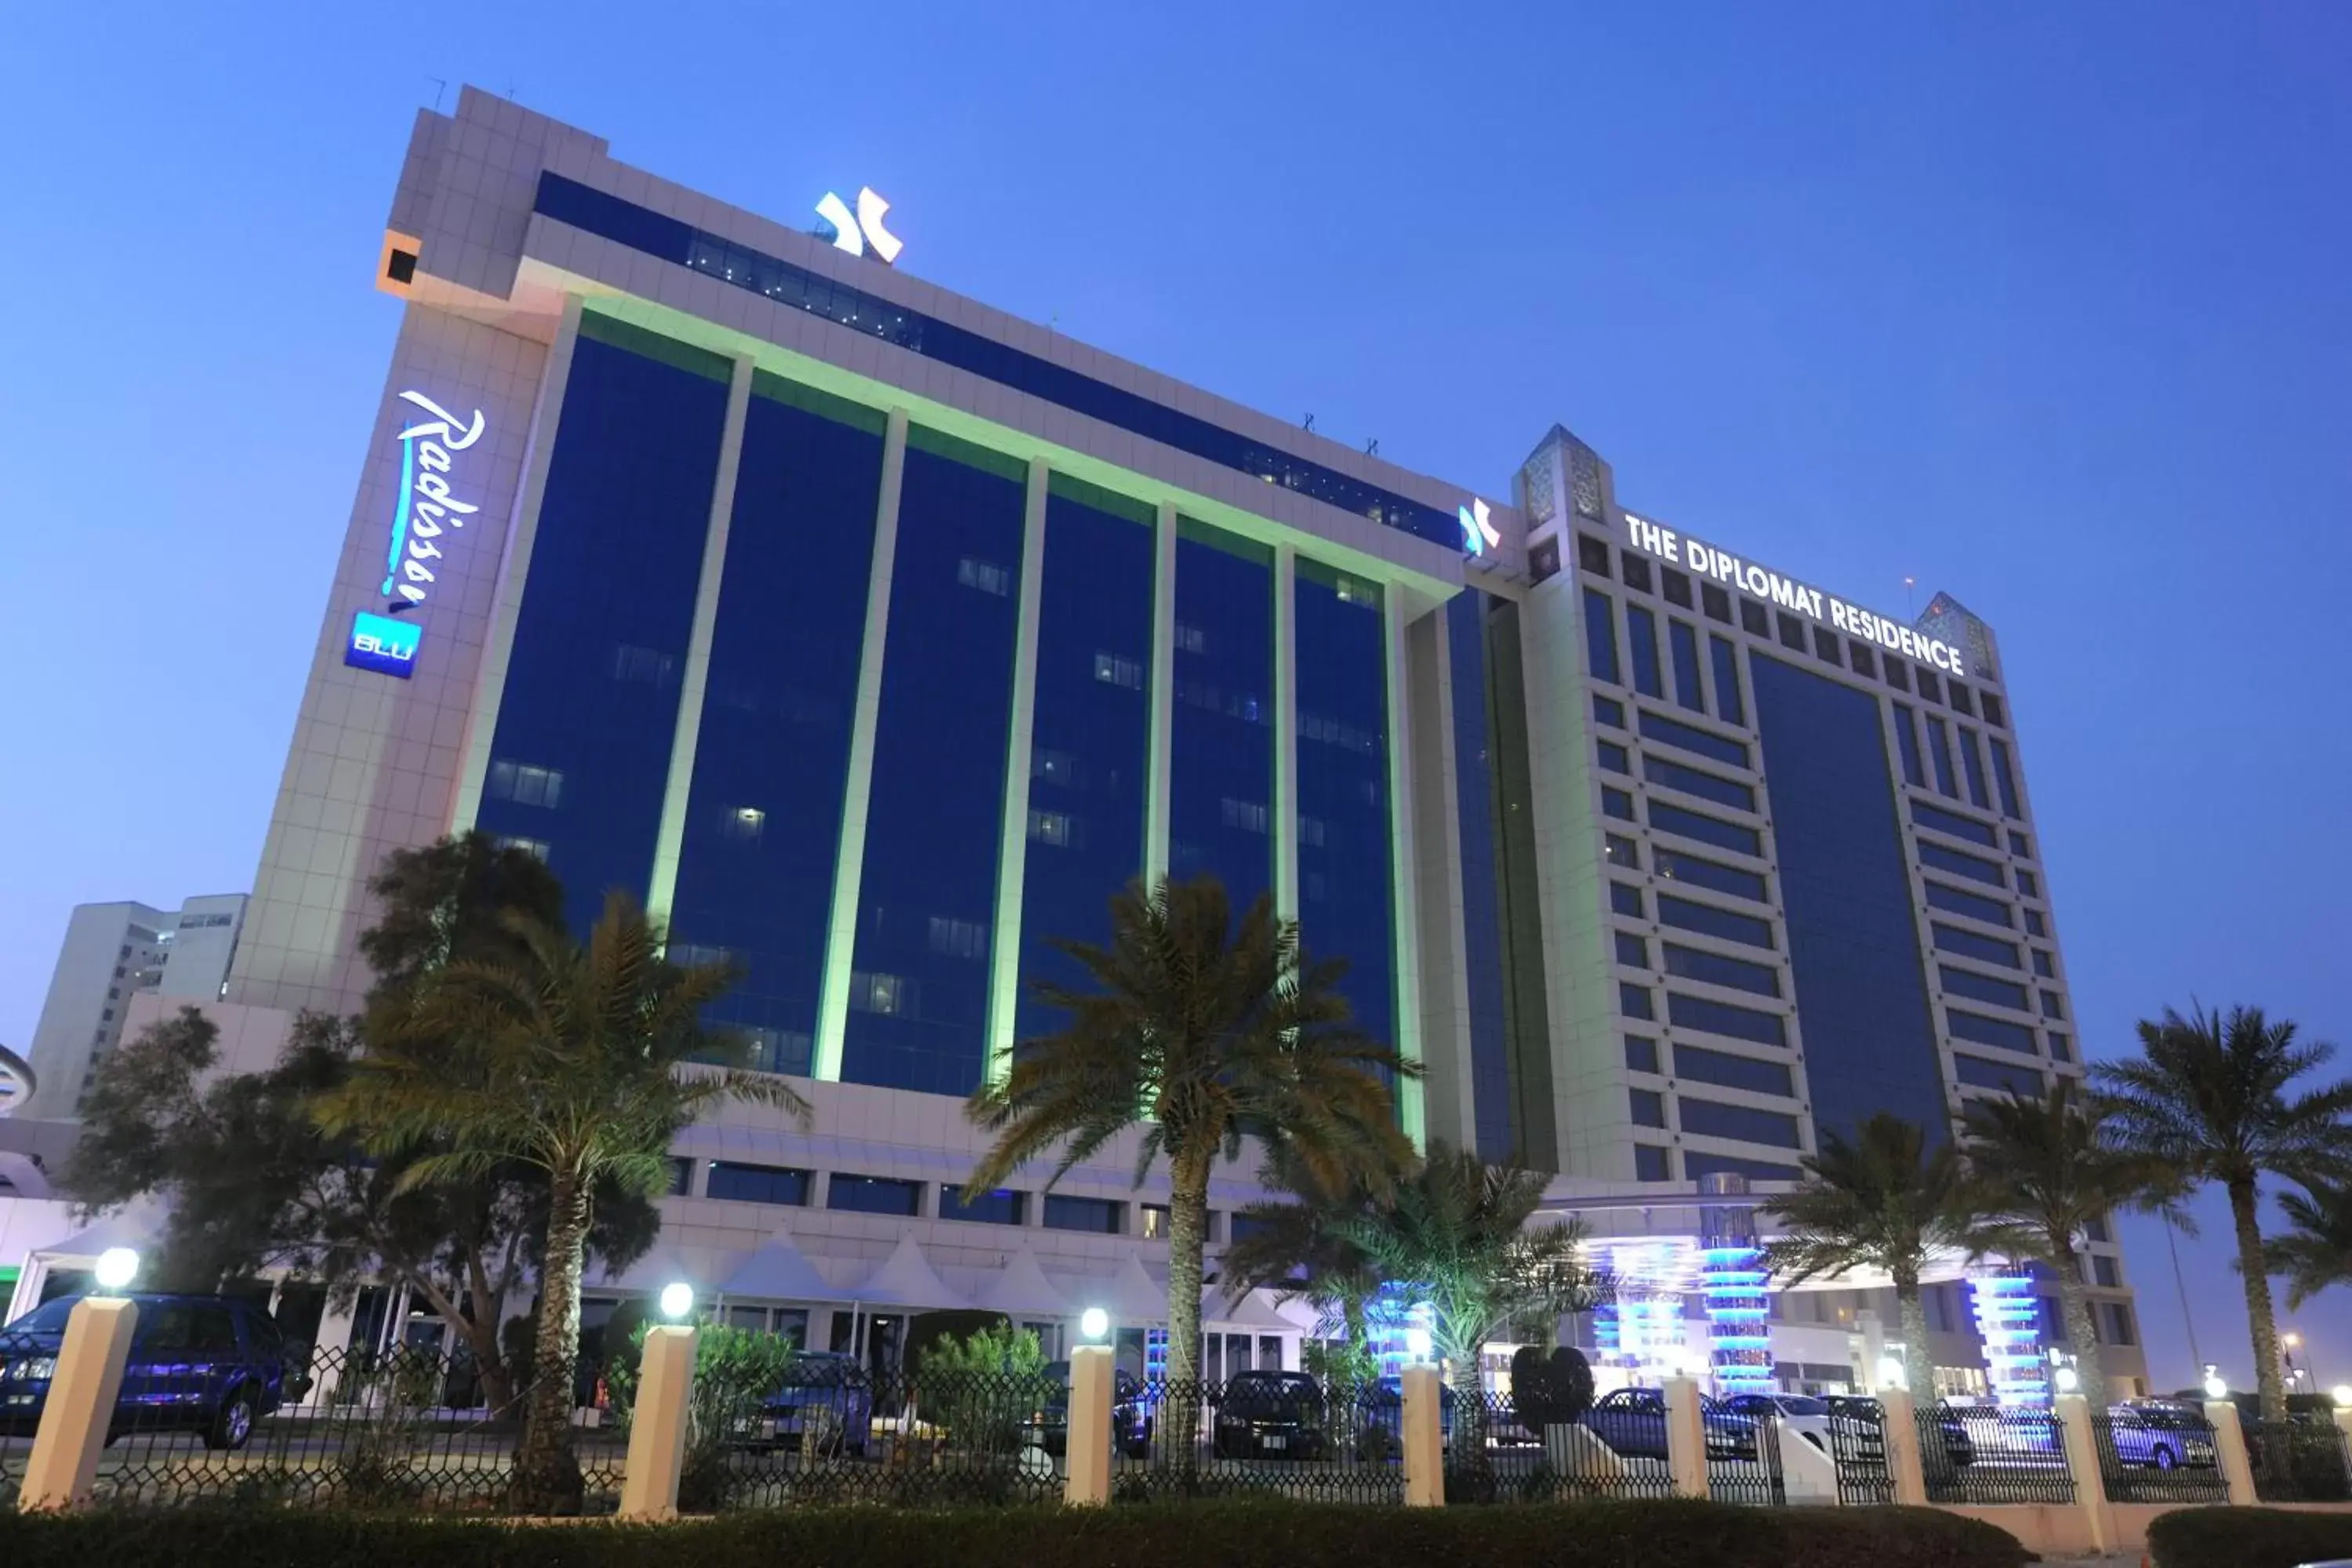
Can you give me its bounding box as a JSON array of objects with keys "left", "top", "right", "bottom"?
[
  {"left": 754, "top": 1352, "right": 873, "bottom": 1454},
  {"left": 2107, "top": 1402, "right": 2217, "bottom": 1470},
  {"left": 0, "top": 1294, "right": 302, "bottom": 1451},
  {"left": 1580, "top": 1386, "right": 1758, "bottom": 1461},
  {"left": 1033, "top": 1362, "right": 1154, "bottom": 1457}
]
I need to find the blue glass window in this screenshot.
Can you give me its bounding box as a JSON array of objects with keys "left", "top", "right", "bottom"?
[
  {"left": 1446, "top": 593, "right": 1513, "bottom": 1162},
  {"left": 1988, "top": 737, "right": 2023, "bottom": 819},
  {"left": 1949, "top": 1009, "right": 2039, "bottom": 1054},
  {"left": 1954, "top": 1054, "right": 2045, "bottom": 1098},
  {"left": 1911, "top": 801, "right": 1999, "bottom": 848},
  {"left": 829, "top": 1174, "right": 923, "bottom": 1216},
  {"left": 1670, "top": 619, "right": 1704, "bottom": 712},
  {"left": 1750, "top": 654, "right": 1948, "bottom": 1143},
  {"left": 1657, "top": 894, "right": 1775, "bottom": 949},
  {"left": 1932, "top": 924, "right": 2021, "bottom": 970},
  {"left": 1892, "top": 704, "right": 1926, "bottom": 788},
  {"left": 941, "top": 1185, "right": 1026, "bottom": 1225},
  {"left": 670, "top": 376, "right": 886, "bottom": 1078},
  {"left": 2047, "top": 1032, "right": 2071, "bottom": 1062},
  {"left": 1635, "top": 1145, "right": 1672, "bottom": 1181},
  {"left": 1624, "top": 1035, "right": 1660, "bottom": 1073},
  {"left": 1014, "top": 477, "right": 1154, "bottom": 1042},
  {"left": 1621, "top": 982, "right": 1655, "bottom": 1021},
  {"left": 1626, "top": 604, "right": 1664, "bottom": 699},
  {"left": 1679, "top": 1097, "right": 1802, "bottom": 1149},
  {"left": 2016, "top": 868, "right": 2040, "bottom": 897},
  {"left": 1925, "top": 880, "right": 2012, "bottom": 927},
  {"left": 1610, "top": 881, "right": 1646, "bottom": 916},
  {"left": 477, "top": 313, "right": 729, "bottom": 938},
  {"left": 1667, "top": 992, "right": 1788, "bottom": 1047},
  {"left": 1638, "top": 710, "right": 1751, "bottom": 769},
  {"left": 1664, "top": 942, "right": 1780, "bottom": 998},
  {"left": 1684, "top": 1150, "right": 1799, "bottom": 1182},
  {"left": 1710, "top": 635, "right": 1745, "bottom": 726},
  {"left": 2009, "top": 829, "right": 2033, "bottom": 858},
  {"left": 1295, "top": 561, "right": 1396, "bottom": 1058},
  {"left": 1926, "top": 717, "right": 1960, "bottom": 799},
  {"left": 1605, "top": 833, "right": 1641, "bottom": 871},
  {"left": 1615, "top": 931, "right": 1650, "bottom": 968},
  {"left": 1646, "top": 800, "right": 1762, "bottom": 858},
  {"left": 1044, "top": 1194, "right": 1123, "bottom": 1232},
  {"left": 706, "top": 1162, "right": 811, "bottom": 1206},
  {"left": 1594, "top": 693, "right": 1626, "bottom": 729},
  {"left": 1598, "top": 740, "right": 1631, "bottom": 775},
  {"left": 2024, "top": 908, "right": 2046, "bottom": 937},
  {"left": 1672, "top": 1043, "right": 1795, "bottom": 1098},
  {"left": 843, "top": 428, "right": 1028, "bottom": 1096},
  {"left": 1919, "top": 840, "right": 2005, "bottom": 887},
  {"left": 2031, "top": 949, "right": 2055, "bottom": 978},
  {"left": 1655, "top": 848, "right": 1769, "bottom": 904},
  {"left": 1940, "top": 965, "right": 2031, "bottom": 1011},
  {"left": 1958, "top": 727, "right": 1992, "bottom": 810},
  {"left": 531, "top": 173, "right": 1460, "bottom": 548},
  {"left": 1642, "top": 757, "right": 1756, "bottom": 813},
  {"left": 1603, "top": 786, "right": 1637, "bottom": 821},
  {"left": 1171, "top": 522, "right": 1274, "bottom": 909},
  {"left": 2040, "top": 989, "right": 2066, "bottom": 1021},
  {"left": 1583, "top": 590, "right": 1621, "bottom": 685},
  {"left": 1628, "top": 1088, "right": 1667, "bottom": 1128}
]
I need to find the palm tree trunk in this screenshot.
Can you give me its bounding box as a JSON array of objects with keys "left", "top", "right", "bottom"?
[
  {"left": 2228, "top": 1176, "right": 2288, "bottom": 1422},
  {"left": 1165, "top": 1142, "right": 1210, "bottom": 1461},
  {"left": 1893, "top": 1274, "right": 1934, "bottom": 1400},
  {"left": 515, "top": 1165, "right": 591, "bottom": 1512},
  {"left": 2052, "top": 1254, "right": 2107, "bottom": 1404},
  {"left": 1442, "top": 1327, "right": 1488, "bottom": 1468}
]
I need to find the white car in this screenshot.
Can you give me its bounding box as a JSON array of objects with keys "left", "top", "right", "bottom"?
[{"left": 1723, "top": 1392, "right": 1837, "bottom": 1453}]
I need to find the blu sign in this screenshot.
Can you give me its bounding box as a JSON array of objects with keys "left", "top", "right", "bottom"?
[
  {"left": 381, "top": 389, "right": 487, "bottom": 610},
  {"left": 345, "top": 612, "right": 420, "bottom": 677}
]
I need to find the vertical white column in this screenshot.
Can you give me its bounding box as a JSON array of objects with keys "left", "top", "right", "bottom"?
[
  {"left": 618, "top": 1323, "right": 699, "bottom": 1521},
  {"left": 1063, "top": 1344, "right": 1115, "bottom": 1505},
  {"left": 452, "top": 294, "right": 583, "bottom": 833},
  {"left": 2052, "top": 1392, "right": 2113, "bottom": 1554},
  {"left": 1880, "top": 1387, "right": 1929, "bottom": 1506},
  {"left": 1272, "top": 544, "right": 1300, "bottom": 922},
  {"left": 983, "top": 459, "right": 1051, "bottom": 1085},
  {"left": 2206, "top": 1399, "right": 2258, "bottom": 1505},
  {"left": 1383, "top": 592, "right": 1427, "bottom": 1149},
  {"left": 17, "top": 1297, "right": 138, "bottom": 1512},
  {"left": 1400, "top": 1363, "right": 1445, "bottom": 1506},
  {"left": 645, "top": 355, "right": 756, "bottom": 935},
  {"left": 1411, "top": 604, "right": 1479, "bottom": 1153},
  {"left": 1662, "top": 1376, "right": 1711, "bottom": 1498},
  {"left": 1142, "top": 503, "right": 1178, "bottom": 888},
  {"left": 812, "top": 408, "right": 909, "bottom": 1083}
]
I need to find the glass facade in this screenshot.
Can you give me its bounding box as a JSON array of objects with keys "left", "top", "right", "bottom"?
[
  {"left": 1296, "top": 561, "right": 1396, "bottom": 1056},
  {"left": 477, "top": 314, "right": 728, "bottom": 938},
  {"left": 668, "top": 376, "right": 886, "bottom": 1076},
  {"left": 1446, "top": 590, "right": 1516, "bottom": 1161},
  {"left": 1168, "top": 522, "right": 1275, "bottom": 909},
  {"left": 1749, "top": 654, "right": 1950, "bottom": 1142},
  {"left": 1012, "top": 477, "right": 1155, "bottom": 1041},
  {"left": 841, "top": 428, "right": 1028, "bottom": 1095}
]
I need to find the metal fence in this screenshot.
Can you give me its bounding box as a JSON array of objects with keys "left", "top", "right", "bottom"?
[
  {"left": 2088, "top": 1407, "right": 2229, "bottom": 1505},
  {"left": 1702, "top": 1402, "right": 1786, "bottom": 1505},
  {"left": 1454, "top": 1392, "right": 1676, "bottom": 1504},
  {"left": 1825, "top": 1401, "right": 1893, "bottom": 1505},
  {"left": 1108, "top": 1377, "right": 1404, "bottom": 1504},
  {"left": 0, "top": 1328, "right": 31, "bottom": 1508},
  {"left": 1918, "top": 1403, "right": 2075, "bottom": 1505},
  {"left": 2249, "top": 1419, "right": 2352, "bottom": 1504}
]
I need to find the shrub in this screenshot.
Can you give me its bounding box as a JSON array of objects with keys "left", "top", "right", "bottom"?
[
  {"left": 2149, "top": 1504, "right": 2352, "bottom": 1568},
  {"left": 0, "top": 1497, "right": 2030, "bottom": 1568}
]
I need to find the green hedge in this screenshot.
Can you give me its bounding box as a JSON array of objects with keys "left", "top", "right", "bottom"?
[
  {"left": 2150, "top": 1504, "right": 2352, "bottom": 1568},
  {"left": 0, "top": 1499, "right": 2027, "bottom": 1568}
]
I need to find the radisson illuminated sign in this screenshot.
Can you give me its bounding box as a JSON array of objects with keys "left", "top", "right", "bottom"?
[
  {"left": 1619, "top": 510, "right": 1967, "bottom": 677},
  {"left": 345, "top": 389, "right": 487, "bottom": 678}
]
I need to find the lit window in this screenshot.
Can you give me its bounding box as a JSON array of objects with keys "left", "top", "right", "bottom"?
[
  {"left": 488, "top": 760, "right": 564, "bottom": 809},
  {"left": 956, "top": 557, "right": 1011, "bottom": 596},
  {"left": 1028, "top": 809, "right": 1078, "bottom": 847},
  {"left": 719, "top": 806, "right": 765, "bottom": 844},
  {"left": 1093, "top": 652, "right": 1144, "bottom": 688},
  {"left": 927, "top": 918, "right": 987, "bottom": 959}
]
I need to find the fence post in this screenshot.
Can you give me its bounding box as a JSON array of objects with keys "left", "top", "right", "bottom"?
[
  {"left": 1880, "top": 1388, "right": 1928, "bottom": 1506},
  {"left": 1063, "top": 1345, "right": 1113, "bottom": 1506},
  {"left": 1663, "top": 1377, "right": 1710, "bottom": 1499},
  {"left": 619, "top": 1323, "right": 698, "bottom": 1521},
  {"left": 2205, "top": 1400, "right": 2257, "bottom": 1505},
  {"left": 1401, "top": 1364, "right": 1444, "bottom": 1507},
  {"left": 18, "top": 1296, "right": 138, "bottom": 1512},
  {"left": 2052, "top": 1393, "right": 2111, "bottom": 1552},
  {"left": 2336, "top": 1408, "right": 2352, "bottom": 1490}
]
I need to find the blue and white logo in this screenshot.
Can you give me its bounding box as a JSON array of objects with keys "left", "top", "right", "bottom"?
[
  {"left": 345, "top": 611, "right": 421, "bottom": 678},
  {"left": 382, "top": 390, "right": 486, "bottom": 611},
  {"left": 815, "top": 187, "right": 903, "bottom": 264},
  {"left": 1459, "top": 497, "right": 1500, "bottom": 556}
]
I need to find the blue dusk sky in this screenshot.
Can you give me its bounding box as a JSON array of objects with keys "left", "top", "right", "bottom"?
[{"left": 2, "top": 3, "right": 2346, "bottom": 1388}]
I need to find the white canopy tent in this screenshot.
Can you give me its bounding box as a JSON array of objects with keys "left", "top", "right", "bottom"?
[
  {"left": 718, "top": 1226, "right": 836, "bottom": 1303},
  {"left": 968, "top": 1243, "right": 1071, "bottom": 1321}
]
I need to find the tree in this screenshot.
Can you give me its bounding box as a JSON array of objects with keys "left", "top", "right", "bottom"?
[
  {"left": 2264, "top": 1181, "right": 2352, "bottom": 1312},
  {"left": 2096, "top": 1004, "right": 2352, "bottom": 1421},
  {"left": 1221, "top": 1144, "right": 1385, "bottom": 1350},
  {"left": 314, "top": 890, "right": 808, "bottom": 1512},
  {"left": 964, "top": 873, "right": 1414, "bottom": 1455},
  {"left": 1961, "top": 1080, "right": 2182, "bottom": 1403},
  {"left": 1761, "top": 1113, "right": 1981, "bottom": 1395},
  {"left": 1336, "top": 1142, "right": 1604, "bottom": 1457}
]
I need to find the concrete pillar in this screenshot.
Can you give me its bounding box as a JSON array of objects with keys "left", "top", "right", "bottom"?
[
  {"left": 1063, "top": 1345, "right": 1113, "bottom": 1505},
  {"left": 1142, "top": 502, "right": 1177, "bottom": 887},
  {"left": 982, "top": 457, "right": 1051, "bottom": 1087},
  {"left": 1880, "top": 1388, "right": 1929, "bottom": 1506},
  {"left": 1271, "top": 543, "right": 1299, "bottom": 922},
  {"left": 2206, "top": 1399, "right": 2257, "bottom": 1505},
  {"left": 1401, "top": 1363, "right": 1444, "bottom": 1507},
  {"left": 1663, "top": 1377, "right": 1710, "bottom": 1499},
  {"left": 18, "top": 1296, "right": 138, "bottom": 1512},
  {"left": 2051, "top": 1393, "right": 2111, "bottom": 1554},
  {"left": 618, "top": 1323, "right": 698, "bottom": 1520}
]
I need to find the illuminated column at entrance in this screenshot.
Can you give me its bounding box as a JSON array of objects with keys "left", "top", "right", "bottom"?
[
  {"left": 1698, "top": 1174, "right": 1774, "bottom": 1395},
  {"left": 1969, "top": 1269, "right": 2049, "bottom": 1406}
]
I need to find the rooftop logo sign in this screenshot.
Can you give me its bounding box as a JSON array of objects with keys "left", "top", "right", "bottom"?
[
  {"left": 1459, "top": 497, "right": 1500, "bottom": 556},
  {"left": 380, "top": 389, "right": 486, "bottom": 611},
  {"left": 816, "top": 187, "right": 902, "bottom": 264}
]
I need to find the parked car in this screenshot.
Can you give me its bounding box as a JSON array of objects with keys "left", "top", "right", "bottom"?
[
  {"left": 1578, "top": 1386, "right": 1758, "bottom": 1461},
  {"left": 755, "top": 1351, "right": 872, "bottom": 1454},
  {"left": 1210, "top": 1370, "right": 1327, "bottom": 1460},
  {"left": 0, "top": 1293, "right": 303, "bottom": 1451},
  {"left": 2105, "top": 1402, "right": 2216, "bottom": 1471},
  {"left": 1725, "top": 1392, "right": 1833, "bottom": 1453},
  {"left": 1033, "top": 1361, "right": 1153, "bottom": 1457},
  {"left": 1824, "top": 1393, "right": 1978, "bottom": 1468},
  {"left": 1359, "top": 1374, "right": 1469, "bottom": 1446}
]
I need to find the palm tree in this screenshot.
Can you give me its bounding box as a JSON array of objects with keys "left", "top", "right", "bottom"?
[
  {"left": 1961, "top": 1080, "right": 2181, "bottom": 1403},
  {"left": 1221, "top": 1144, "right": 1385, "bottom": 1350},
  {"left": 1338, "top": 1142, "right": 1605, "bottom": 1457},
  {"left": 2096, "top": 1004, "right": 2352, "bottom": 1421},
  {"left": 2265, "top": 1181, "right": 2352, "bottom": 1312},
  {"left": 314, "top": 890, "right": 808, "bottom": 1511},
  {"left": 1761, "top": 1113, "right": 1980, "bottom": 1395},
  {"left": 964, "top": 874, "right": 1414, "bottom": 1453}
]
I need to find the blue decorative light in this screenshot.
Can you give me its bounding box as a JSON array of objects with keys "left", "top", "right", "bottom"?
[
  {"left": 1969, "top": 1269, "right": 2050, "bottom": 1407},
  {"left": 1700, "top": 1242, "right": 1775, "bottom": 1394},
  {"left": 345, "top": 611, "right": 420, "bottom": 678}
]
